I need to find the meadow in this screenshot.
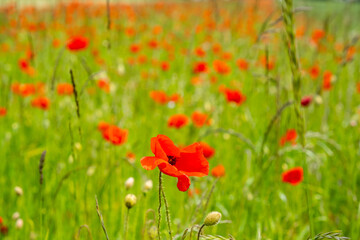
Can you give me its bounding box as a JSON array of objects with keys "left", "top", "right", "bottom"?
[{"left": 0, "top": 0, "right": 359, "bottom": 239}]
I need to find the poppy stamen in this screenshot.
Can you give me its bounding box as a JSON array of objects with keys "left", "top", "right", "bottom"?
[{"left": 168, "top": 156, "right": 177, "bottom": 165}]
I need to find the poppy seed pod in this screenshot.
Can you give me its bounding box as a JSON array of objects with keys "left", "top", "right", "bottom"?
[
  {"left": 124, "top": 194, "right": 137, "bottom": 209},
  {"left": 204, "top": 211, "right": 222, "bottom": 226},
  {"left": 125, "top": 177, "right": 135, "bottom": 190}
]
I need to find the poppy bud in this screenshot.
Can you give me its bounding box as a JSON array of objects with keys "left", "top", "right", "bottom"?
[
  {"left": 0, "top": 225, "right": 8, "bottom": 235},
  {"left": 15, "top": 219, "right": 23, "bottom": 229},
  {"left": 14, "top": 186, "right": 23, "bottom": 196},
  {"left": 125, "top": 177, "right": 135, "bottom": 190},
  {"left": 204, "top": 211, "right": 222, "bottom": 226},
  {"left": 300, "top": 96, "right": 312, "bottom": 107},
  {"left": 124, "top": 194, "right": 137, "bottom": 209},
  {"left": 143, "top": 180, "right": 153, "bottom": 192},
  {"left": 12, "top": 212, "right": 20, "bottom": 220}
]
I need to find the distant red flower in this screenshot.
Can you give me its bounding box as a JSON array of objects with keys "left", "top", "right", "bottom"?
[
  {"left": 168, "top": 93, "right": 181, "bottom": 103},
  {"left": 195, "top": 47, "right": 206, "bottom": 57},
  {"left": 223, "top": 88, "right": 246, "bottom": 105},
  {"left": 97, "top": 79, "right": 110, "bottom": 93},
  {"left": 148, "top": 39, "right": 158, "bottom": 49},
  {"left": 309, "top": 65, "right": 320, "bottom": 79},
  {"left": 150, "top": 90, "right": 168, "bottom": 104},
  {"left": 311, "top": 29, "right": 325, "bottom": 44},
  {"left": 301, "top": 96, "right": 312, "bottom": 107},
  {"left": 66, "top": 36, "right": 88, "bottom": 51},
  {"left": 191, "top": 111, "right": 210, "bottom": 127},
  {"left": 188, "top": 188, "right": 201, "bottom": 198},
  {"left": 0, "top": 216, "right": 2, "bottom": 225},
  {"left": 193, "top": 61, "right": 208, "bottom": 74},
  {"left": 236, "top": 59, "right": 249, "bottom": 71},
  {"left": 130, "top": 43, "right": 141, "bottom": 53},
  {"left": 357, "top": 82, "right": 360, "bottom": 94},
  {"left": 323, "top": 71, "right": 333, "bottom": 90},
  {"left": 211, "top": 164, "right": 225, "bottom": 178},
  {"left": 160, "top": 61, "right": 170, "bottom": 71},
  {"left": 199, "top": 142, "right": 215, "bottom": 159},
  {"left": 31, "top": 96, "right": 50, "bottom": 110},
  {"left": 280, "top": 129, "right": 297, "bottom": 146},
  {"left": 213, "top": 59, "right": 230, "bottom": 75},
  {"left": 168, "top": 114, "right": 188, "bottom": 129},
  {"left": 282, "top": 167, "right": 303, "bottom": 185},
  {"left": 259, "top": 55, "right": 275, "bottom": 70},
  {"left": 57, "top": 83, "right": 73, "bottom": 95},
  {"left": 140, "top": 134, "right": 209, "bottom": 191},
  {"left": 102, "top": 125, "right": 128, "bottom": 146},
  {"left": 0, "top": 107, "right": 6, "bottom": 117},
  {"left": 0, "top": 225, "right": 8, "bottom": 235}
]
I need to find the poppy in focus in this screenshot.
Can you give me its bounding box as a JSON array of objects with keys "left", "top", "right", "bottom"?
[{"left": 140, "top": 134, "right": 209, "bottom": 191}]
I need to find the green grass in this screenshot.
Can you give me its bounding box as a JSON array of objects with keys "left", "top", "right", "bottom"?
[{"left": 0, "top": 0, "right": 359, "bottom": 239}]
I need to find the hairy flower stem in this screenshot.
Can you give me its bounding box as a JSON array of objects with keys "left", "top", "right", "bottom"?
[
  {"left": 281, "top": 0, "right": 314, "bottom": 237},
  {"left": 124, "top": 208, "right": 129, "bottom": 240},
  {"left": 197, "top": 224, "right": 205, "bottom": 240},
  {"left": 161, "top": 187, "right": 173, "bottom": 239},
  {"left": 157, "top": 172, "right": 162, "bottom": 240}
]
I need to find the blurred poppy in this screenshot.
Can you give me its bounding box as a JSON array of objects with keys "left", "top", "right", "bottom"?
[
  {"left": 223, "top": 88, "right": 246, "bottom": 105},
  {"left": 301, "top": 96, "right": 312, "bottom": 107},
  {"left": 211, "top": 164, "right": 225, "bottom": 178},
  {"left": 188, "top": 188, "right": 201, "bottom": 198},
  {"left": 150, "top": 90, "right": 168, "bottom": 104},
  {"left": 195, "top": 47, "right": 206, "bottom": 57},
  {"left": 160, "top": 61, "right": 170, "bottom": 71},
  {"left": 140, "top": 134, "right": 209, "bottom": 191},
  {"left": 309, "top": 65, "right": 320, "bottom": 79},
  {"left": 199, "top": 142, "right": 215, "bottom": 159},
  {"left": 280, "top": 129, "right": 297, "bottom": 146},
  {"left": 323, "top": 70, "right": 333, "bottom": 90},
  {"left": 191, "top": 111, "right": 210, "bottom": 127},
  {"left": 31, "top": 96, "right": 50, "bottom": 110},
  {"left": 98, "top": 121, "right": 110, "bottom": 133},
  {"left": 57, "top": 83, "right": 73, "bottom": 95},
  {"left": 168, "top": 114, "right": 188, "bottom": 129},
  {"left": 130, "top": 43, "right": 141, "bottom": 53},
  {"left": 0, "top": 107, "right": 7, "bottom": 117},
  {"left": 97, "top": 79, "right": 110, "bottom": 93},
  {"left": 282, "top": 167, "right": 303, "bottom": 185},
  {"left": 193, "top": 61, "right": 208, "bottom": 74},
  {"left": 236, "top": 59, "right": 249, "bottom": 71},
  {"left": 102, "top": 125, "right": 128, "bottom": 146},
  {"left": 213, "top": 59, "right": 230, "bottom": 75},
  {"left": 66, "top": 36, "right": 88, "bottom": 51}
]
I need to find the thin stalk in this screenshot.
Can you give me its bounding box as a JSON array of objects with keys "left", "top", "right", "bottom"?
[
  {"left": 161, "top": 187, "right": 173, "bottom": 239},
  {"left": 95, "top": 195, "right": 110, "bottom": 240},
  {"left": 124, "top": 208, "right": 130, "bottom": 240},
  {"left": 197, "top": 224, "right": 205, "bottom": 240},
  {"left": 281, "top": 0, "right": 314, "bottom": 237},
  {"left": 157, "top": 172, "right": 162, "bottom": 240}
]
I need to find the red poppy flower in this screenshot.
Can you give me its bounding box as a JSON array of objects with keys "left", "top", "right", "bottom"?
[
  {"left": 31, "top": 96, "right": 50, "bottom": 110},
  {"left": 140, "top": 135, "right": 209, "bottom": 191},
  {"left": 323, "top": 71, "right": 333, "bottom": 90},
  {"left": 259, "top": 55, "right": 275, "bottom": 70},
  {"left": 168, "top": 114, "right": 188, "bottom": 129},
  {"left": 97, "top": 79, "right": 110, "bottom": 93},
  {"left": 194, "top": 47, "right": 206, "bottom": 57},
  {"left": 102, "top": 125, "right": 128, "bottom": 146},
  {"left": 280, "top": 129, "right": 297, "bottom": 146},
  {"left": 309, "top": 65, "right": 320, "bottom": 79},
  {"left": 223, "top": 88, "right": 246, "bottom": 105},
  {"left": 168, "top": 93, "right": 181, "bottom": 103},
  {"left": 98, "top": 121, "right": 111, "bottom": 133},
  {"left": 211, "top": 164, "right": 225, "bottom": 178},
  {"left": 199, "top": 142, "right": 215, "bottom": 159},
  {"left": 130, "top": 43, "right": 141, "bottom": 53},
  {"left": 0, "top": 225, "right": 8, "bottom": 235},
  {"left": 236, "top": 59, "right": 249, "bottom": 71},
  {"left": 57, "top": 83, "right": 73, "bottom": 95},
  {"left": 148, "top": 39, "right": 158, "bottom": 49},
  {"left": 188, "top": 188, "right": 201, "bottom": 198},
  {"left": 0, "top": 216, "right": 2, "bottom": 225},
  {"left": 282, "top": 167, "right": 303, "bottom": 185},
  {"left": 160, "top": 61, "right": 170, "bottom": 71},
  {"left": 66, "top": 36, "right": 88, "bottom": 51},
  {"left": 150, "top": 90, "right": 168, "bottom": 104},
  {"left": 0, "top": 107, "right": 6, "bottom": 117},
  {"left": 213, "top": 59, "right": 231, "bottom": 75},
  {"left": 191, "top": 111, "right": 210, "bottom": 128},
  {"left": 301, "top": 96, "right": 312, "bottom": 107},
  {"left": 193, "top": 61, "right": 208, "bottom": 74},
  {"left": 311, "top": 29, "right": 325, "bottom": 44}
]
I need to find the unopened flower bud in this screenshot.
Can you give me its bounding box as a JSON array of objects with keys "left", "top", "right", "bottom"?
[
  {"left": 125, "top": 177, "right": 135, "bottom": 190},
  {"left": 124, "top": 194, "right": 137, "bottom": 209},
  {"left": 143, "top": 180, "right": 153, "bottom": 192},
  {"left": 148, "top": 226, "right": 158, "bottom": 239},
  {"left": 204, "top": 211, "right": 221, "bottom": 226},
  {"left": 12, "top": 212, "right": 20, "bottom": 220},
  {"left": 14, "top": 186, "right": 23, "bottom": 196},
  {"left": 15, "top": 219, "right": 23, "bottom": 229}
]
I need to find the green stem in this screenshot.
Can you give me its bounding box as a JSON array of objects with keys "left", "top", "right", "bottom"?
[
  {"left": 161, "top": 187, "right": 173, "bottom": 239},
  {"left": 157, "top": 172, "right": 162, "bottom": 240},
  {"left": 197, "top": 224, "right": 205, "bottom": 240},
  {"left": 124, "top": 208, "right": 129, "bottom": 240}
]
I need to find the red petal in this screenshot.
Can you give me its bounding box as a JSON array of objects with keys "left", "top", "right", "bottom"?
[
  {"left": 177, "top": 143, "right": 209, "bottom": 177},
  {"left": 158, "top": 161, "right": 182, "bottom": 177},
  {"left": 156, "top": 135, "right": 181, "bottom": 157},
  {"left": 151, "top": 137, "right": 167, "bottom": 160},
  {"left": 141, "top": 157, "right": 167, "bottom": 170},
  {"left": 177, "top": 175, "right": 190, "bottom": 192}
]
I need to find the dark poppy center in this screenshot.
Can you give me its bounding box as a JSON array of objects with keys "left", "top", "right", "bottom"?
[{"left": 168, "top": 156, "right": 177, "bottom": 165}]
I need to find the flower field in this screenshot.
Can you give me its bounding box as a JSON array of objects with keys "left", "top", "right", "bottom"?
[{"left": 0, "top": 0, "right": 359, "bottom": 239}]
